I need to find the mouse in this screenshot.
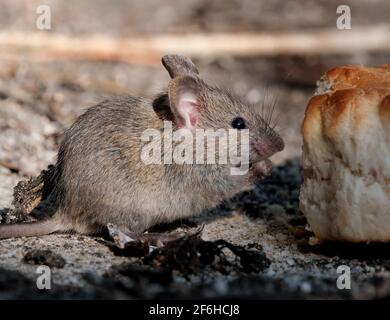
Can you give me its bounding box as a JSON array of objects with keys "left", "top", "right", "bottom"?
[{"left": 0, "top": 54, "right": 284, "bottom": 240}]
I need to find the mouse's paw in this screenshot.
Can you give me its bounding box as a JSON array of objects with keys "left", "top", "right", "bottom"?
[
  {"left": 107, "top": 223, "right": 202, "bottom": 250},
  {"left": 249, "top": 159, "right": 273, "bottom": 181}
]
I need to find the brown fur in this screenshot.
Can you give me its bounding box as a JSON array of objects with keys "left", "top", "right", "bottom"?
[{"left": 0, "top": 55, "right": 284, "bottom": 239}]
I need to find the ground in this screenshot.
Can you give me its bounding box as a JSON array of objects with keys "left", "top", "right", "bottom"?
[{"left": 0, "top": 0, "right": 390, "bottom": 299}]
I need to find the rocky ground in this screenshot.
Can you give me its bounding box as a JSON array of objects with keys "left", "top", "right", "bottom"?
[{"left": 1, "top": 0, "right": 390, "bottom": 300}]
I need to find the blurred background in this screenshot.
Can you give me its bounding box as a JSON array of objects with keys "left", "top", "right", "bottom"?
[
  {"left": 1, "top": 0, "right": 390, "bottom": 182},
  {"left": 1, "top": 0, "right": 390, "bottom": 299}
]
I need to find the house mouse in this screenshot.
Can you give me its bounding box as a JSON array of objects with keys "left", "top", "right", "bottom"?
[{"left": 0, "top": 54, "right": 284, "bottom": 240}]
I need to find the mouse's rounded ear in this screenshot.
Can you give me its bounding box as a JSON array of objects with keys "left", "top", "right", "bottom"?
[
  {"left": 162, "top": 54, "right": 199, "bottom": 79},
  {"left": 168, "top": 75, "right": 201, "bottom": 131}
]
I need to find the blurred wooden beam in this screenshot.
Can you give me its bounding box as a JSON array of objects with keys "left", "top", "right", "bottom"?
[{"left": 0, "top": 25, "right": 390, "bottom": 64}]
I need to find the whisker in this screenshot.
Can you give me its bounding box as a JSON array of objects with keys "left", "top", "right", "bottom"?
[
  {"left": 267, "top": 90, "right": 280, "bottom": 128},
  {"left": 261, "top": 84, "right": 270, "bottom": 121},
  {"left": 268, "top": 99, "right": 275, "bottom": 126},
  {"left": 271, "top": 110, "right": 282, "bottom": 130},
  {"left": 275, "top": 126, "right": 293, "bottom": 135}
]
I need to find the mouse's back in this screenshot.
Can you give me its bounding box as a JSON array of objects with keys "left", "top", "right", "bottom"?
[{"left": 54, "top": 95, "right": 170, "bottom": 233}]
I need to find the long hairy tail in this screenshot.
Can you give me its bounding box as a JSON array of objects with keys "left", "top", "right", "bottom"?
[{"left": 0, "top": 217, "right": 62, "bottom": 239}]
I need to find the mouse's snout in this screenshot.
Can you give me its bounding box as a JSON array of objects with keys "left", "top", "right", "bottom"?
[{"left": 253, "top": 134, "right": 284, "bottom": 159}]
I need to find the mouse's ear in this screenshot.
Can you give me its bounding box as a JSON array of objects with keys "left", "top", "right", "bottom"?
[
  {"left": 162, "top": 54, "right": 199, "bottom": 78},
  {"left": 168, "top": 75, "right": 201, "bottom": 130}
]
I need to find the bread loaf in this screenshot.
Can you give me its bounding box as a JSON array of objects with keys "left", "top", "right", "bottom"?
[{"left": 300, "top": 65, "right": 390, "bottom": 242}]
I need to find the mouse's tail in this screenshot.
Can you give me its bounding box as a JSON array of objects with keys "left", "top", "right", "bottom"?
[{"left": 0, "top": 217, "right": 64, "bottom": 239}]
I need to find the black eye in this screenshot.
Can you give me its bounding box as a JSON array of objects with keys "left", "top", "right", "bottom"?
[{"left": 231, "top": 117, "right": 246, "bottom": 130}]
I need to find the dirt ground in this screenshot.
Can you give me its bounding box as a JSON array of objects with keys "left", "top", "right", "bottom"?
[{"left": 1, "top": 0, "right": 390, "bottom": 299}]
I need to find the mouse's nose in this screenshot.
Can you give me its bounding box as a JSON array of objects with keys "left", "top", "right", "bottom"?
[{"left": 253, "top": 136, "right": 284, "bottom": 158}]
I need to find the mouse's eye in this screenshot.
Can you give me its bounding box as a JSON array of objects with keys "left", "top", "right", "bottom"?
[{"left": 231, "top": 117, "right": 246, "bottom": 130}]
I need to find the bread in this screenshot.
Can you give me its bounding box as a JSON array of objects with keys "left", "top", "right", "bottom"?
[{"left": 299, "top": 64, "right": 390, "bottom": 242}]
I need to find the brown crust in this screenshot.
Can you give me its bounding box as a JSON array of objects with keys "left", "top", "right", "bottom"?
[
  {"left": 302, "top": 65, "right": 390, "bottom": 140},
  {"left": 326, "top": 64, "right": 390, "bottom": 90}
]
